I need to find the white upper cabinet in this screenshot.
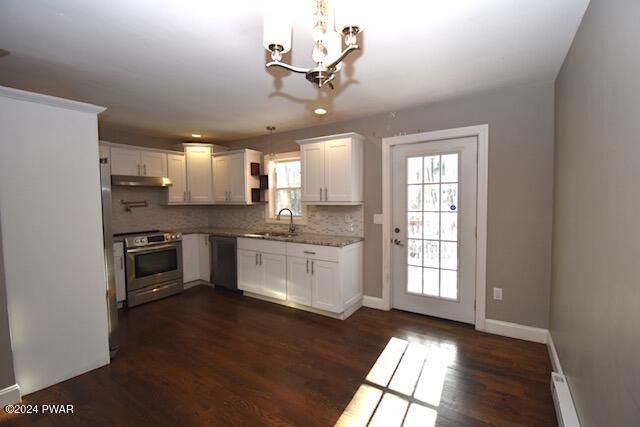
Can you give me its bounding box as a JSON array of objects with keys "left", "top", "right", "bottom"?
[
  {"left": 300, "top": 142, "right": 325, "bottom": 202},
  {"left": 140, "top": 151, "right": 167, "bottom": 177},
  {"left": 185, "top": 144, "right": 214, "bottom": 203},
  {"left": 212, "top": 149, "right": 262, "bottom": 204},
  {"left": 167, "top": 153, "right": 187, "bottom": 203},
  {"left": 109, "top": 145, "right": 167, "bottom": 177},
  {"left": 110, "top": 146, "right": 142, "bottom": 176},
  {"left": 212, "top": 155, "right": 229, "bottom": 202},
  {"left": 297, "top": 133, "right": 364, "bottom": 205}
]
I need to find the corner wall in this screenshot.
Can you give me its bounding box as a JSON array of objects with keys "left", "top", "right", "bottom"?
[{"left": 551, "top": 0, "right": 640, "bottom": 424}]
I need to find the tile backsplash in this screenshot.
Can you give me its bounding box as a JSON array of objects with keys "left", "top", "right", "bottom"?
[
  {"left": 111, "top": 187, "right": 210, "bottom": 234},
  {"left": 111, "top": 186, "right": 363, "bottom": 237},
  {"left": 207, "top": 204, "right": 364, "bottom": 237}
]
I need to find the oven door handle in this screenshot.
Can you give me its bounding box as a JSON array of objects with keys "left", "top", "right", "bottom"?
[{"left": 126, "top": 244, "right": 180, "bottom": 254}]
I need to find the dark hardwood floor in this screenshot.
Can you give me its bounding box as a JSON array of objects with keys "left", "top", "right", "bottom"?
[{"left": 1, "top": 285, "right": 556, "bottom": 426}]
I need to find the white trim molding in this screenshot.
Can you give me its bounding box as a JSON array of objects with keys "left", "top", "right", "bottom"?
[
  {"left": 381, "top": 124, "right": 489, "bottom": 329},
  {"left": 0, "top": 384, "right": 21, "bottom": 407},
  {"left": 484, "top": 319, "right": 549, "bottom": 344},
  {"left": 362, "top": 296, "right": 389, "bottom": 311},
  {"left": 0, "top": 85, "right": 105, "bottom": 114},
  {"left": 547, "top": 332, "right": 563, "bottom": 374}
]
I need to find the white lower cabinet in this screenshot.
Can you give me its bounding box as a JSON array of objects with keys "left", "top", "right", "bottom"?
[
  {"left": 237, "top": 238, "right": 363, "bottom": 317},
  {"left": 113, "top": 242, "right": 126, "bottom": 303},
  {"left": 286, "top": 256, "right": 312, "bottom": 305},
  {"left": 182, "top": 234, "right": 200, "bottom": 283},
  {"left": 182, "top": 234, "right": 210, "bottom": 284}
]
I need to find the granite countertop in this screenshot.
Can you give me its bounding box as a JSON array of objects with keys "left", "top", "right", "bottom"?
[{"left": 171, "top": 227, "right": 363, "bottom": 248}]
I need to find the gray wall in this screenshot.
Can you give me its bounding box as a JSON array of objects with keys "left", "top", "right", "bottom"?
[
  {"left": 551, "top": 0, "right": 640, "bottom": 424},
  {"left": 228, "top": 80, "right": 555, "bottom": 328},
  {"left": 0, "top": 213, "right": 16, "bottom": 389}
]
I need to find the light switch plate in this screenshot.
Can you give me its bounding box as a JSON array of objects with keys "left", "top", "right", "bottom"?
[
  {"left": 373, "top": 213, "right": 383, "bottom": 225},
  {"left": 493, "top": 287, "right": 503, "bottom": 301}
]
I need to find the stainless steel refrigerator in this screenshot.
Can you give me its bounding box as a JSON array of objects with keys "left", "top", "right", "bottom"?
[{"left": 100, "top": 152, "right": 119, "bottom": 357}]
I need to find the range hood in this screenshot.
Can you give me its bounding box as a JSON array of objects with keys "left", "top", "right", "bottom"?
[{"left": 111, "top": 175, "right": 172, "bottom": 187}]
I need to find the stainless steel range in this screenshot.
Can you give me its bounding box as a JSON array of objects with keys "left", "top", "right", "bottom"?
[{"left": 123, "top": 231, "right": 183, "bottom": 307}]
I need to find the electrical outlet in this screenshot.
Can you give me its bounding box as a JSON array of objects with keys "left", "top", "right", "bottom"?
[{"left": 493, "top": 287, "right": 503, "bottom": 301}]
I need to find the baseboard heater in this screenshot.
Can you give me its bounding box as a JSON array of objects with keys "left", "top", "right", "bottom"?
[{"left": 551, "top": 372, "right": 580, "bottom": 427}]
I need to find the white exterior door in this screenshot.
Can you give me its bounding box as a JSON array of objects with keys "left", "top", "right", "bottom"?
[
  {"left": 212, "top": 156, "right": 229, "bottom": 202},
  {"left": 286, "top": 256, "right": 312, "bottom": 305},
  {"left": 228, "top": 153, "right": 245, "bottom": 202},
  {"left": 391, "top": 137, "right": 478, "bottom": 324},
  {"left": 311, "top": 260, "right": 341, "bottom": 313},
  {"left": 261, "top": 253, "right": 287, "bottom": 300},
  {"left": 301, "top": 142, "right": 325, "bottom": 202},
  {"left": 324, "top": 138, "right": 351, "bottom": 202},
  {"left": 167, "top": 154, "right": 187, "bottom": 203},
  {"left": 110, "top": 146, "right": 141, "bottom": 176},
  {"left": 185, "top": 146, "right": 213, "bottom": 203},
  {"left": 237, "top": 249, "right": 262, "bottom": 294},
  {"left": 140, "top": 151, "right": 167, "bottom": 177}
]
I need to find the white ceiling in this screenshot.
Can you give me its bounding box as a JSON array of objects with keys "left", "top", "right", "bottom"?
[{"left": 0, "top": 0, "right": 588, "bottom": 141}]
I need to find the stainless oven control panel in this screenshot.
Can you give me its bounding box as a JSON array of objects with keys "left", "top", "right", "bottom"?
[{"left": 124, "top": 232, "right": 182, "bottom": 248}]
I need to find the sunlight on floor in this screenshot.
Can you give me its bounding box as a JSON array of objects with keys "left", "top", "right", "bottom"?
[{"left": 335, "top": 337, "right": 457, "bottom": 426}]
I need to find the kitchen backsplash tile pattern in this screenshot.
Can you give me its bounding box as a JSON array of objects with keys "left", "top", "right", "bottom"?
[
  {"left": 111, "top": 186, "right": 363, "bottom": 237},
  {"left": 208, "top": 205, "right": 364, "bottom": 237},
  {"left": 111, "top": 187, "right": 210, "bottom": 234}
]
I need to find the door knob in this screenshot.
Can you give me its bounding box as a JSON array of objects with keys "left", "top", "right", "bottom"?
[{"left": 393, "top": 239, "right": 404, "bottom": 246}]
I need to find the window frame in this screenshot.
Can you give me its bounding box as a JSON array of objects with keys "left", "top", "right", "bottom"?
[{"left": 264, "top": 152, "right": 307, "bottom": 224}]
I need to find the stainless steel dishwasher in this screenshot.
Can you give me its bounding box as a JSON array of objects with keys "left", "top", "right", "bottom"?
[{"left": 209, "top": 236, "right": 237, "bottom": 290}]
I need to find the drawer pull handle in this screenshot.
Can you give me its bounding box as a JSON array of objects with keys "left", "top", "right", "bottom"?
[{"left": 303, "top": 251, "right": 316, "bottom": 255}]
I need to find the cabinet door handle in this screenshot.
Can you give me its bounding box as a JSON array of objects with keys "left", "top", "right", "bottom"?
[
  {"left": 324, "top": 187, "right": 328, "bottom": 201},
  {"left": 259, "top": 253, "right": 263, "bottom": 265},
  {"left": 120, "top": 257, "right": 123, "bottom": 270},
  {"left": 303, "top": 250, "right": 316, "bottom": 255},
  {"left": 143, "top": 164, "right": 147, "bottom": 175},
  {"left": 189, "top": 191, "right": 192, "bottom": 201},
  {"left": 306, "top": 259, "right": 309, "bottom": 274},
  {"left": 320, "top": 187, "right": 323, "bottom": 201},
  {"left": 311, "top": 261, "right": 315, "bottom": 275},
  {"left": 183, "top": 191, "right": 187, "bottom": 202},
  {"left": 255, "top": 253, "right": 259, "bottom": 265},
  {"left": 137, "top": 164, "right": 141, "bottom": 175}
]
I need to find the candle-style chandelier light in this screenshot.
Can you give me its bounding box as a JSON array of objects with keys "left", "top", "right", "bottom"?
[{"left": 263, "top": 0, "right": 363, "bottom": 89}]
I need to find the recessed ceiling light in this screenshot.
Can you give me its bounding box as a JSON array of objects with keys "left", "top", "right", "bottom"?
[
  {"left": 314, "top": 107, "right": 327, "bottom": 115},
  {"left": 191, "top": 133, "right": 202, "bottom": 138}
]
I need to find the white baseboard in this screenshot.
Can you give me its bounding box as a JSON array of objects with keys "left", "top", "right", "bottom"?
[
  {"left": 0, "top": 384, "right": 21, "bottom": 406},
  {"left": 547, "top": 332, "right": 563, "bottom": 374},
  {"left": 484, "top": 319, "right": 549, "bottom": 344},
  {"left": 362, "top": 296, "right": 389, "bottom": 311}
]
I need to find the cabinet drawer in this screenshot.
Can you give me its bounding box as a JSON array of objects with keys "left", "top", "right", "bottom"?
[
  {"left": 237, "top": 238, "right": 286, "bottom": 255},
  {"left": 286, "top": 242, "right": 339, "bottom": 262}
]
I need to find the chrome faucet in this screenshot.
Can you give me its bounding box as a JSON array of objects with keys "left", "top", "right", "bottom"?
[{"left": 277, "top": 208, "right": 297, "bottom": 234}]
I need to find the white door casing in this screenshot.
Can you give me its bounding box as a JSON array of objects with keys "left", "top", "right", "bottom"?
[{"left": 382, "top": 125, "right": 489, "bottom": 330}]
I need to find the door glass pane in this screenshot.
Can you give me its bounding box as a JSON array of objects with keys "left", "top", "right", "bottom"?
[
  {"left": 407, "top": 157, "right": 423, "bottom": 184},
  {"left": 423, "top": 185, "right": 439, "bottom": 211},
  {"left": 405, "top": 153, "right": 460, "bottom": 300},
  {"left": 441, "top": 184, "right": 458, "bottom": 212},
  {"left": 440, "top": 270, "right": 458, "bottom": 299},
  {"left": 407, "top": 266, "right": 423, "bottom": 294},
  {"left": 407, "top": 185, "right": 423, "bottom": 211},
  {"left": 407, "top": 213, "right": 423, "bottom": 238},
  {"left": 423, "top": 241, "right": 439, "bottom": 268},
  {"left": 424, "top": 156, "right": 440, "bottom": 183},
  {"left": 423, "top": 268, "right": 439, "bottom": 296},
  {"left": 440, "top": 154, "right": 458, "bottom": 183},
  {"left": 407, "top": 239, "right": 423, "bottom": 266}
]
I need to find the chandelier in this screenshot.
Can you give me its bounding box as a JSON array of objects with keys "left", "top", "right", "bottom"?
[{"left": 263, "top": 0, "right": 363, "bottom": 89}]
